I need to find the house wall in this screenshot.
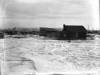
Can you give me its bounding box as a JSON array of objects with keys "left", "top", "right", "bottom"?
[
  {"left": 60, "top": 30, "right": 87, "bottom": 40},
  {"left": 0, "top": 33, "right": 4, "bottom": 38}
]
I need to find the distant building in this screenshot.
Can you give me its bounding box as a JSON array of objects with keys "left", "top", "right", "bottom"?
[
  {"left": 40, "top": 27, "right": 61, "bottom": 39},
  {"left": 39, "top": 24, "right": 87, "bottom": 40},
  {"left": 0, "top": 32, "right": 4, "bottom": 38},
  {"left": 60, "top": 24, "right": 87, "bottom": 40}
]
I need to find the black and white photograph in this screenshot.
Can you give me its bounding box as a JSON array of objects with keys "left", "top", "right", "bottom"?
[{"left": 0, "top": 0, "right": 100, "bottom": 75}]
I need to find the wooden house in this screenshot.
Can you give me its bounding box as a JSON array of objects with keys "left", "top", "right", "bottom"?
[
  {"left": 40, "top": 27, "right": 61, "bottom": 39},
  {"left": 0, "top": 32, "right": 4, "bottom": 38},
  {"left": 60, "top": 24, "right": 87, "bottom": 40}
]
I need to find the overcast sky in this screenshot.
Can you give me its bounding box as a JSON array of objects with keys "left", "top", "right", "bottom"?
[{"left": 0, "top": 0, "right": 99, "bottom": 30}]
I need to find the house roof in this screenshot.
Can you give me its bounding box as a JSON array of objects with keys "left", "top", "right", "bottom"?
[
  {"left": 40, "top": 27, "right": 61, "bottom": 32},
  {"left": 63, "top": 25, "right": 87, "bottom": 32}
]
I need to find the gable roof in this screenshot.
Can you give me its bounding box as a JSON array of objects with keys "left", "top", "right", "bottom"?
[{"left": 63, "top": 25, "right": 87, "bottom": 32}]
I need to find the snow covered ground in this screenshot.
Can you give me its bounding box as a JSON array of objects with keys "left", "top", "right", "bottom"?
[{"left": 1, "top": 35, "right": 100, "bottom": 75}]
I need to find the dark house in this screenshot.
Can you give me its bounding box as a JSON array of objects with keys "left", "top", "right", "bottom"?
[
  {"left": 60, "top": 24, "right": 87, "bottom": 40},
  {"left": 0, "top": 32, "right": 4, "bottom": 38},
  {"left": 40, "top": 27, "right": 61, "bottom": 39}
]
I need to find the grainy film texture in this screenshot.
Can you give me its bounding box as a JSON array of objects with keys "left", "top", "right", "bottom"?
[{"left": 0, "top": 0, "right": 100, "bottom": 75}]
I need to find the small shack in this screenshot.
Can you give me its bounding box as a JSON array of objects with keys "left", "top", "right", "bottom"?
[
  {"left": 40, "top": 27, "right": 61, "bottom": 39},
  {"left": 60, "top": 24, "right": 87, "bottom": 40},
  {"left": 0, "top": 32, "right": 4, "bottom": 38}
]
